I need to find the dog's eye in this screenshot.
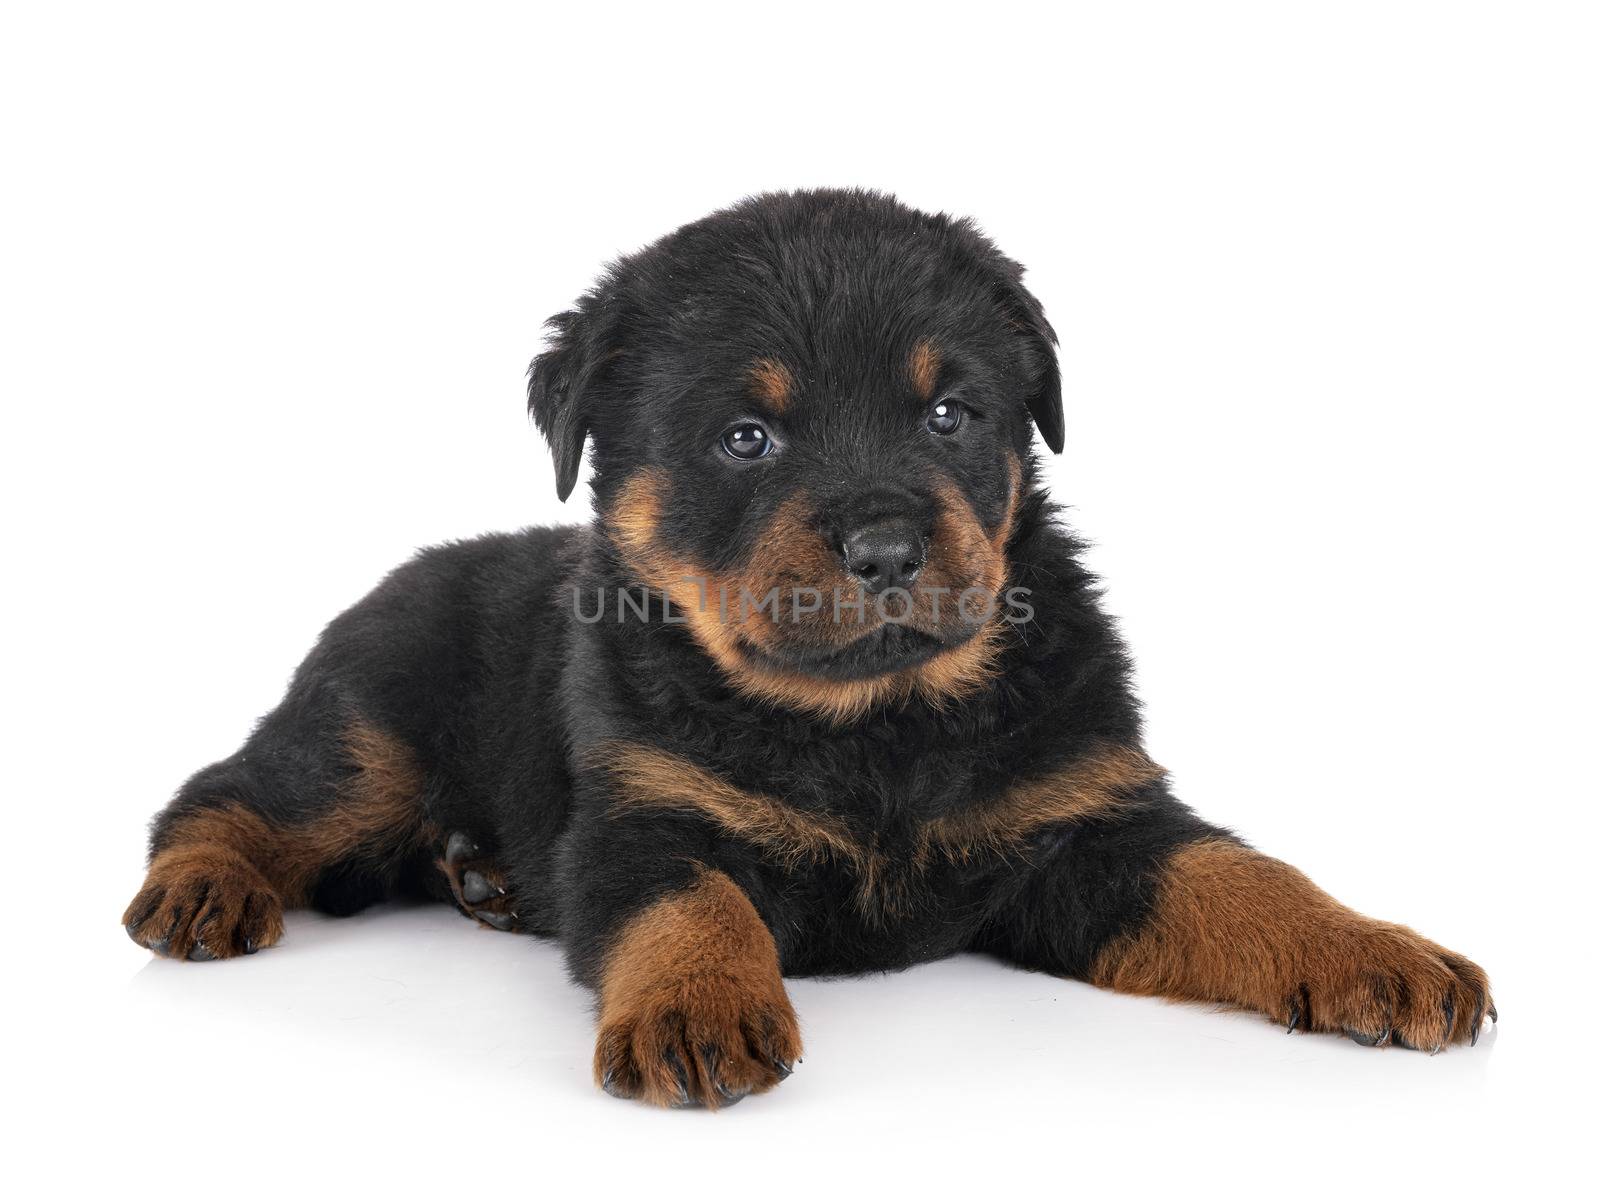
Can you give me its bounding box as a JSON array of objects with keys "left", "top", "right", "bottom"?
[
  {"left": 926, "top": 399, "right": 963, "bottom": 436},
  {"left": 720, "top": 423, "right": 773, "bottom": 460}
]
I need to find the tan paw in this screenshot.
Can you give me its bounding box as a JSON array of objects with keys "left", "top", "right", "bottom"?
[
  {"left": 592, "top": 869, "right": 802, "bottom": 1108},
  {"left": 122, "top": 844, "right": 284, "bottom": 960},
  {"left": 594, "top": 974, "right": 802, "bottom": 1108},
  {"left": 1280, "top": 922, "right": 1494, "bottom": 1051}
]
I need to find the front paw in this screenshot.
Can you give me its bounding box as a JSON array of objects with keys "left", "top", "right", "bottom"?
[
  {"left": 591, "top": 868, "right": 802, "bottom": 1107},
  {"left": 122, "top": 844, "right": 284, "bottom": 960},
  {"left": 594, "top": 976, "right": 801, "bottom": 1109},
  {"left": 1281, "top": 923, "right": 1493, "bottom": 1052}
]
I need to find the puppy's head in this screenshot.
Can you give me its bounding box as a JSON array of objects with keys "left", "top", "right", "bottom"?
[{"left": 529, "top": 189, "right": 1061, "bottom": 721}]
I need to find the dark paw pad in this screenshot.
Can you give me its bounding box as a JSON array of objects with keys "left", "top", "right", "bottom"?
[{"left": 435, "top": 831, "right": 522, "bottom": 933}]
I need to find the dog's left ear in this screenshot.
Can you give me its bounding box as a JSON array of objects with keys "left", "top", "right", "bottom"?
[
  {"left": 991, "top": 264, "right": 1065, "bottom": 455},
  {"left": 527, "top": 295, "right": 623, "bottom": 501}
]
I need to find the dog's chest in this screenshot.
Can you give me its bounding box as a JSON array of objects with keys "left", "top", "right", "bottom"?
[{"left": 761, "top": 763, "right": 1007, "bottom": 974}]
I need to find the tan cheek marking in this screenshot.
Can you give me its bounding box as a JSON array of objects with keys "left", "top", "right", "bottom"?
[
  {"left": 608, "top": 470, "right": 915, "bottom": 722},
  {"left": 605, "top": 458, "right": 1024, "bottom": 723},
  {"left": 924, "top": 483, "right": 997, "bottom": 597},
  {"left": 921, "top": 453, "right": 1022, "bottom": 602},
  {"left": 904, "top": 453, "right": 1022, "bottom": 705},
  {"left": 606, "top": 468, "right": 670, "bottom": 562},
  {"left": 607, "top": 468, "right": 748, "bottom": 665},
  {"left": 735, "top": 493, "right": 867, "bottom": 647}
]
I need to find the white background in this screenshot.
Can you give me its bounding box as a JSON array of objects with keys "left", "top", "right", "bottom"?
[{"left": 5, "top": 2, "right": 1596, "bottom": 1196}]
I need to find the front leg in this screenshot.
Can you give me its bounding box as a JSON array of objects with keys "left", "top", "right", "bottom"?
[
  {"left": 560, "top": 803, "right": 802, "bottom": 1108},
  {"left": 589, "top": 867, "right": 801, "bottom": 1107},
  {"left": 988, "top": 794, "right": 1494, "bottom": 1051}
]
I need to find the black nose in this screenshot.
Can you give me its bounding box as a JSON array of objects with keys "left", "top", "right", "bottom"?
[{"left": 840, "top": 520, "right": 926, "bottom": 593}]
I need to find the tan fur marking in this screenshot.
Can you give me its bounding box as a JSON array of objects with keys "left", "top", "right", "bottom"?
[
  {"left": 607, "top": 470, "right": 668, "bottom": 564},
  {"left": 733, "top": 492, "right": 858, "bottom": 650},
  {"left": 123, "top": 723, "right": 431, "bottom": 958},
  {"left": 599, "top": 740, "right": 1157, "bottom": 916},
  {"left": 605, "top": 453, "right": 1023, "bottom": 723},
  {"left": 1091, "top": 839, "right": 1493, "bottom": 1048},
  {"left": 923, "top": 745, "right": 1164, "bottom": 864},
  {"left": 121, "top": 838, "right": 285, "bottom": 959},
  {"left": 927, "top": 465, "right": 1017, "bottom": 600},
  {"left": 749, "top": 357, "right": 796, "bottom": 412},
  {"left": 593, "top": 868, "right": 803, "bottom": 1108},
  {"left": 598, "top": 742, "right": 886, "bottom": 907},
  {"left": 909, "top": 339, "right": 942, "bottom": 402}
]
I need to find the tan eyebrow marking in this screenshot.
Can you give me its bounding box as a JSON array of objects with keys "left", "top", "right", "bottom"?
[
  {"left": 748, "top": 358, "right": 796, "bottom": 412},
  {"left": 909, "top": 339, "right": 942, "bottom": 402}
]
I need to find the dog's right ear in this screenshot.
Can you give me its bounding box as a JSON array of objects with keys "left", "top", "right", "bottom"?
[{"left": 527, "top": 295, "right": 623, "bottom": 502}]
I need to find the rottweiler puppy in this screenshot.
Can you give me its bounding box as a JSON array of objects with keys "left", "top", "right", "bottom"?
[{"left": 124, "top": 189, "right": 1493, "bottom": 1106}]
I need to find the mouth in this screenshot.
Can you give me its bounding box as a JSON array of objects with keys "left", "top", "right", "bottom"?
[{"left": 737, "top": 621, "right": 971, "bottom": 681}]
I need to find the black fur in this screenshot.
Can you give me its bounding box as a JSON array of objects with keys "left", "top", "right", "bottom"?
[{"left": 128, "top": 189, "right": 1488, "bottom": 1101}]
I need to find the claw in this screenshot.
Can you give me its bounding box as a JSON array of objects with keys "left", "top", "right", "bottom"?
[
  {"left": 1286, "top": 995, "right": 1303, "bottom": 1034},
  {"left": 1441, "top": 995, "right": 1456, "bottom": 1046},
  {"left": 772, "top": 1058, "right": 795, "bottom": 1080},
  {"left": 1488, "top": 1003, "right": 1498, "bottom": 1024},
  {"left": 144, "top": 914, "right": 179, "bottom": 957},
  {"left": 662, "top": 1048, "right": 692, "bottom": 1106},
  {"left": 699, "top": 1045, "right": 747, "bottom": 1108}
]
